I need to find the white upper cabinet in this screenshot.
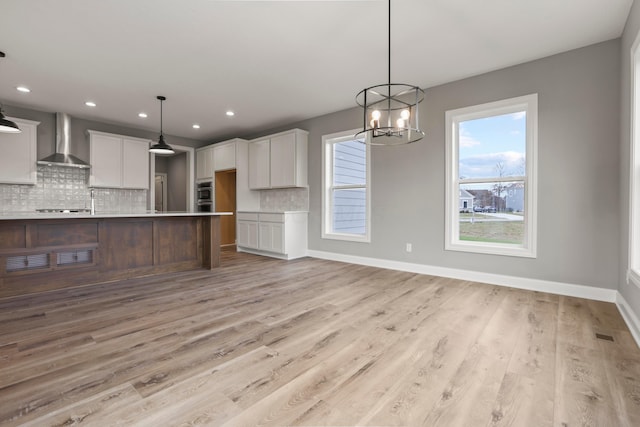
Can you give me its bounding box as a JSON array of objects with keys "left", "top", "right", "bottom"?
[
  {"left": 214, "top": 141, "right": 236, "bottom": 171},
  {"left": 88, "top": 130, "right": 149, "bottom": 189},
  {"left": 248, "top": 139, "right": 270, "bottom": 189},
  {"left": 248, "top": 129, "right": 308, "bottom": 190},
  {"left": 196, "top": 145, "right": 214, "bottom": 182},
  {"left": 0, "top": 117, "right": 39, "bottom": 185},
  {"left": 122, "top": 138, "right": 150, "bottom": 189}
]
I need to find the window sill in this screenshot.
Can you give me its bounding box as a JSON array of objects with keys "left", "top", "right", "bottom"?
[
  {"left": 322, "top": 232, "right": 370, "bottom": 243},
  {"left": 446, "top": 240, "right": 536, "bottom": 258}
]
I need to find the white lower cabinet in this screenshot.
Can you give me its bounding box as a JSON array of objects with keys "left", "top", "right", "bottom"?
[
  {"left": 237, "top": 211, "right": 307, "bottom": 260},
  {"left": 237, "top": 213, "right": 259, "bottom": 249},
  {"left": 259, "top": 220, "right": 284, "bottom": 253}
]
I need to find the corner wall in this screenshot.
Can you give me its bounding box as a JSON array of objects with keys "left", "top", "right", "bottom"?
[{"left": 620, "top": 1, "right": 640, "bottom": 334}]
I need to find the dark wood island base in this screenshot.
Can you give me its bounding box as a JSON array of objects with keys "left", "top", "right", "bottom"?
[{"left": 0, "top": 214, "right": 223, "bottom": 298}]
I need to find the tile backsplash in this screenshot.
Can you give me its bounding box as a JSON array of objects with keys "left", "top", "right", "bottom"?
[
  {"left": 260, "top": 187, "right": 309, "bottom": 212},
  {"left": 0, "top": 165, "right": 148, "bottom": 214}
]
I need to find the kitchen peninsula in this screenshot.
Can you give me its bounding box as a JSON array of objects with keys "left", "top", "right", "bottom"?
[{"left": 0, "top": 212, "right": 230, "bottom": 298}]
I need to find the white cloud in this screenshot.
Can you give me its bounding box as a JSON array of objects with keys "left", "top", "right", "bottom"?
[
  {"left": 510, "top": 111, "right": 526, "bottom": 120},
  {"left": 459, "top": 128, "right": 481, "bottom": 148},
  {"left": 459, "top": 151, "right": 525, "bottom": 179}
]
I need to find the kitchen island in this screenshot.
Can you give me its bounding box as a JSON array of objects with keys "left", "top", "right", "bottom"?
[{"left": 0, "top": 212, "right": 230, "bottom": 298}]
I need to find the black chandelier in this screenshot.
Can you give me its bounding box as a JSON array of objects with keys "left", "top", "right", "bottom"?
[{"left": 355, "top": 0, "right": 424, "bottom": 145}]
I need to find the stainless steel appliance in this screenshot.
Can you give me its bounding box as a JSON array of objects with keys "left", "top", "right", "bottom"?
[{"left": 196, "top": 182, "right": 213, "bottom": 212}]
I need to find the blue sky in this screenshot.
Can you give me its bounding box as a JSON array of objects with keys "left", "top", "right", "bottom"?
[{"left": 459, "top": 111, "right": 526, "bottom": 180}]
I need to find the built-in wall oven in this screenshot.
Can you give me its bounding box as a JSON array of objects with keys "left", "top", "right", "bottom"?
[{"left": 196, "top": 182, "right": 213, "bottom": 212}]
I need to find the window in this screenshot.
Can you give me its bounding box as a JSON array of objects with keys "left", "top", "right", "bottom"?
[
  {"left": 322, "top": 129, "right": 371, "bottom": 242},
  {"left": 445, "top": 94, "right": 538, "bottom": 257},
  {"left": 629, "top": 33, "right": 640, "bottom": 288}
]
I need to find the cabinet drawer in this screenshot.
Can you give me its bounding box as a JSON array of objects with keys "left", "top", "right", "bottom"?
[
  {"left": 237, "top": 212, "right": 259, "bottom": 221},
  {"left": 258, "top": 213, "right": 284, "bottom": 223}
]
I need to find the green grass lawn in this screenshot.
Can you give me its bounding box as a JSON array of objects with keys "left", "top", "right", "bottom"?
[{"left": 459, "top": 220, "right": 524, "bottom": 244}]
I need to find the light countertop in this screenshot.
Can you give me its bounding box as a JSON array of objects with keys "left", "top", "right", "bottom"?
[
  {"left": 237, "top": 210, "right": 309, "bottom": 214},
  {"left": 0, "top": 211, "right": 233, "bottom": 221}
]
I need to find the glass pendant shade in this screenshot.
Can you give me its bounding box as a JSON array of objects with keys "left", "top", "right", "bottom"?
[
  {"left": 355, "top": 83, "right": 424, "bottom": 145},
  {"left": 0, "top": 111, "right": 21, "bottom": 133}
]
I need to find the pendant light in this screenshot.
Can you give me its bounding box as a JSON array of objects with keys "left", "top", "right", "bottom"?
[
  {"left": 0, "top": 52, "right": 21, "bottom": 133},
  {"left": 355, "top": 0, "right": 424, "bottom": 145},
  {"left": 149, "top": 95, "right": 175, "bottom": 154},
  {"left": 0, "top": 105, "right": 21, "bottom": 134}
]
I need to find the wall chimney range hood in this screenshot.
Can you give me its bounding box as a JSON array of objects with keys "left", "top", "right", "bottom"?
[{"left": 37, "top": 113, "right": 90, "bottom": 169}]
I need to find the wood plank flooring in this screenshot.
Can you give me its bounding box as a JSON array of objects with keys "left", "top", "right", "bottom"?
[{"left": 1, "top": 249, "right": 640, "bottom": 426}]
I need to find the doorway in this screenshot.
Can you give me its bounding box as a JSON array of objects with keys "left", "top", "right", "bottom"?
[
  {"left": 154, "top": 173, "right": 167, "bottom": 212},
  {"left": 149, "top": 144, "right": 195, "bottom": 213},
  {"left": 215, "top": 169, "right": 236, "bottom": 246}
]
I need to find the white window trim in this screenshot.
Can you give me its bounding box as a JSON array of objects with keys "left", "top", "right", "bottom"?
[
  {"left": 629, "top": 30, "right": 640, "bottom": 290},
  {"left": 322, "top": 129, "right": 371, "bottom": 243},
  {"left": 445, "top": 94, "right": 538, "bottom": 258}
]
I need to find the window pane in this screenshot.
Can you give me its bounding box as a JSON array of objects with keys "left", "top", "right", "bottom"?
[
  {"left": 459, "top": 182, "right": 525, "bottom": 245},
  {"left": 332, "top": 188, "right": 366, "bottom": 235},
  {"left": 333, "top": 140, "right": 366, "bottom": 186},
  {"left": 459, "top": 112, "right": 526, "bottom": 180}
]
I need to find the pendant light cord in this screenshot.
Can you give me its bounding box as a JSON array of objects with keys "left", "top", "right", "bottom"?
[
  {"left": 388, "top": 0, "right": 391, "bottom": 87},
  {"left": 160, "top": 98, "right": 163, "bottom": 137}
]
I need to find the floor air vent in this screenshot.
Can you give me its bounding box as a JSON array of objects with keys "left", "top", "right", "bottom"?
[{"left": 595, "top": 333, "right": 614, "bottom": 342}]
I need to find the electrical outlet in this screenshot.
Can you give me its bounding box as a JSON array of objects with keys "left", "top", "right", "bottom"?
[{"left": 406, "top": 243, "right": 412, "bottom": 253}]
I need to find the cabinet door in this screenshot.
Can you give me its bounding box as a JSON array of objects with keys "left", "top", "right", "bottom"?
[
  {"left": 196, "top": 147, "right": 214, "bottom": 181},
  {"left": 248, "top": 139, "right": 270, "bottom": 189},
  {"left": 122, "top": 138, "right": 149, "bottom": 189},
  {"left": 90, "top": 133, "right": 122, "bottom": 188},
  {"left": 0, "top": 118, "right": 38, "bottom": 185},
  {"left": 258, "top": 222, "right": 284, "bottom": 253},
  {"left": 258, "top": 222, "right": 271, "bottom": 251},
  {"left": 270, "top": 223, "right": 284, "bottom": 253},
  {"left": 214, "top": 143, "right": 236, "bottom": 171},
  {"left": 238, "top": 220, "right": 258, "bottom": 249},
  {"left": 269, "top": 132, "right": 297, "bottom": 188}
]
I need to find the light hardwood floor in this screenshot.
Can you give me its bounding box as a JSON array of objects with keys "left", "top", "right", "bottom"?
[{"left": 1, "top": 249, "right": 640, "bottom": 426}]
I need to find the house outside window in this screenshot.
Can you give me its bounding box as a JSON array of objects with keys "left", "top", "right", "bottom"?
[
  {"left": 445, "top": 94, "right": 538, "bottom": 257},
  {"left": 322, "top": 129, "right": 371, "bottom": 242}
]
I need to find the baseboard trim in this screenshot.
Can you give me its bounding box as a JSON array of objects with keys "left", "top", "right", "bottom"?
[
  {"left": 616, "top": 293, "right": 640, "bottom": 347},
  {"left": 306, "top": 249, "right": 617, "bottom": 303}
]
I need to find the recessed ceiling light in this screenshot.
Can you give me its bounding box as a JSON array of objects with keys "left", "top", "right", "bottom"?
[
  {"left": 85, "top": 101, "right": 97, "bottom": 107},
  {"left": 16, "top": 86, "right": 30, "bottom": 93},
  {"left": 192, "top": 124, "right": 200, "bottom": 129},
  {"left": 138, "top": 112, "right": 148, "bottom": 118},
  {"left": 226, "top": 110, "right": 235, "bottom": 117}
]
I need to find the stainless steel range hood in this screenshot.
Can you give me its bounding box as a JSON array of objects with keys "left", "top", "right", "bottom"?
[{"left": 37, "top": 113, "right": 90, "bottom": 169}]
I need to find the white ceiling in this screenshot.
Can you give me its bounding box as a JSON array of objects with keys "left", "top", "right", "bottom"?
[{"left": 0, "top": 0, "right": 633, "bottom": 142}]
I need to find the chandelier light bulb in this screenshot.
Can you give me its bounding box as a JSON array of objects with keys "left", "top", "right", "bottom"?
[
  {"left": 400, "top": 109, "right": 410, "bottom": 120},
  {"left": 396, "top": 118, "right": 405, "bottom": 128},
  {"left": 371, "top": 110, "right": 381, "bottom": 120}
]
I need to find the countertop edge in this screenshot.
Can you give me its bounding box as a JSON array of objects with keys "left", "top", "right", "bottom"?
[{"left": 0, "top": 212, "right": 233, "bottom": 221}]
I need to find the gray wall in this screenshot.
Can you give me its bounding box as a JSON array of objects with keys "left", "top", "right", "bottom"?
[
  {"left": 1, "top": 105, "right": 204, "bottom": 164},
  {"left": 284, "top": 40, "right": 620, "bottom": 290},
  {"left": 155, "top": 156, "right": 169, "bottom": 174},
  {"left": 167, "top": 152, "right": 187, "bottom": 212},
  {"left": 621, "top": 3, "right": 640, "bottom": 320}
]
